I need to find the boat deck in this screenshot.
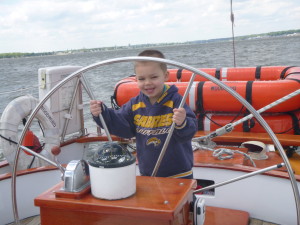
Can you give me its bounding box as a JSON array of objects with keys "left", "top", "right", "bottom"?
[
  {"left": 10, "top": 216, "right": 278, "bottom": 225},
  {"left": 8, "top": 216, "right": 40, "bottom": 225},
  {"left": 249, "top": 218, "right": 279, "bottom": 225}
]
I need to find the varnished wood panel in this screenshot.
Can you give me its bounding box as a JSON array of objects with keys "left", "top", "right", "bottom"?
[
  {"left": 73, "top": 131, "right": 300, "bottom": 147},
  {"left": 194, "top": 131, "right": 300, "bottom": 146},
  {"left": 205, "top": 206, "right": 249, "bottom": 225},
  {"left": 193, "top": 148, "right": 247, "bottom": 166},
  {"left": 35, "top": 176, "right": 196, "bottom": 225}
]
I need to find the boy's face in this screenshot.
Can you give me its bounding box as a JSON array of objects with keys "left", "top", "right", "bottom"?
[{"left": 135, "top": 61, "right": 169, "bottom": 104}]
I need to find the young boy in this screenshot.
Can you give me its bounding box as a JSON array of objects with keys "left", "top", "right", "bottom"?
[{"left": 90, "top": 50, "right": 197, "bottom": 178}]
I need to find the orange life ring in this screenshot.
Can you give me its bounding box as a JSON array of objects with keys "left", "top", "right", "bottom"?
[{"left": 22, "top": 130, "right": 42, "bottom": 156}]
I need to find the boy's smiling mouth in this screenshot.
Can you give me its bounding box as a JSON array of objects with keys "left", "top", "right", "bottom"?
[{"left": 144, "top": 87, "right": 155, "bottom": 95}]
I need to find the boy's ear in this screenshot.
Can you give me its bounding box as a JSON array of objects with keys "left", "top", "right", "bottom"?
[{"left": 164, "top": 71, "right": 169, "bottom": 81}]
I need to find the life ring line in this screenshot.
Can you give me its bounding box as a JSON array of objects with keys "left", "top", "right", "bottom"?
[
  {"left": 22, "top": 129, "right": 43, "bottom": 156},
  {"left": 112, "top": 67, "right": 300, "bottom": 113},
  {"left": 0, "top": 95, "right": 60, "bottom": 170}
]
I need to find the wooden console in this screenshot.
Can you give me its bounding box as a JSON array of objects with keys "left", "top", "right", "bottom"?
[
  {"left": 35, "top": 176, "right": 249, "bottom": 225},
  {"left": 35, "top": 176, "right": 195, "bottom": 225}
]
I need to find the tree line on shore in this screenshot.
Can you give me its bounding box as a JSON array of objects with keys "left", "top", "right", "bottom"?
[
  {"left": 1, "top": 29, "right": 299, "bottom": 59},
  {"left": 0, "top": 51, "right": 54, "bottom": 59}
]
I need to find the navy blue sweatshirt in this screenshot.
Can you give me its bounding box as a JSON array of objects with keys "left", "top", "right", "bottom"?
[{"left": 93, "top": 85, "right": 197, "bottom": 178}]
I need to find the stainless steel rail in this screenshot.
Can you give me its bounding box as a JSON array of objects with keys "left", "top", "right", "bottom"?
[
  {"left": 151, "top": 73, "right": 197, "bottom": 176},
  {"left": 80, "top": 74, "right": 113, "bottom": 142},
  {"left": 194, "top": 163, "right": 285, "bottom": 194},
  {"left": 20, "top": 145, "right": 60, "bottom": 168},
  {"left": 60, "top": 77, "right": 81, "bottom": 142}
]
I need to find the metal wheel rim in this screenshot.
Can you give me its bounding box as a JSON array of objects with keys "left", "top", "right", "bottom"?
[{"left": 11, "top": 56, "right": 300, "bottom": 224}]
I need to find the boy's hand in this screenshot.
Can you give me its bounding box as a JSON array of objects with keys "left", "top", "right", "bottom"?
[
  {"left": 173, "top": 108, "right": 186, "bottom": 126},
  {"left": 90, "top": 100, "right": 102, "bottom": 117}
]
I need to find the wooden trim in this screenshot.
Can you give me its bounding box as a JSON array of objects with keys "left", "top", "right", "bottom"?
[
  {"left": 59, "top": 134, "right": 127, "bottom": 146},
  {"left": 55, "top": 185, "right": 91, "bottom": 199},
  {"left": 194, "top": 131, "right": 300, "bottom": 146},
  {"left": 62, "top": 131, "right": 300, "bottom": 147},
  {"left": 75, "top": 134, "right": 127, "bottom": 143},
  {"left": 0, "top": 160, "right": 8, "bottom": 168},
  {"left": 205, "top": 206, "right": 249, "bottom": 225},
  {"left": 2, "top": 132, "right": 298, "bottom": 183}
]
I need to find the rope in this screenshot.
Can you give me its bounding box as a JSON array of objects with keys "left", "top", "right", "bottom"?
[
  {"left": 0, "top": 134, "right": 45, "bottom": 151},
  {"left": 202, "top": 106, "right": 245, "bottom": 128},
  {"left": 213, "top": 148, "right": 234, "bottom": 160},
  {"left": 276, "top": 117, "right": 300, "bottom": 135},
  {"left": 0, "top": 131, "right": 45, "bottom": 170},
  {"left": 0, "top": 134, "right": 18, "bottom": 145},
  {"left": 194, "top": 143, "right": 256, "bottom": 167}
]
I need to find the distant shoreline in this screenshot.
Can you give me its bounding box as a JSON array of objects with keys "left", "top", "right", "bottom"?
[{"left": 1, "top": 29, "right": 299, "bottom": 59}]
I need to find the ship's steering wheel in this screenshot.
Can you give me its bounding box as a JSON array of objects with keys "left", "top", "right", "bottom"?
[{"left": 13, "top": 57, "right": 300, "bottom": 225}]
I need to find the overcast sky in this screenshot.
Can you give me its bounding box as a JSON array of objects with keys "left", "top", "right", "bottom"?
[{"left": 0, "top": 0, "right": 299, "bottom": 53}]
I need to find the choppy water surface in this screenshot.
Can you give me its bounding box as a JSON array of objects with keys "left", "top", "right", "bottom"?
[
  {"left": 0, "top": 35, "right": 299, "bottom": 157},
  {"left": 1, "top": 36, "right": 299, "bottom": 110}
]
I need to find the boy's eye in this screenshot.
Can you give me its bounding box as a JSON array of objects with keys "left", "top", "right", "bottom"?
[{"left": 137, "top": 77, "right": 145, "bottom": 81}]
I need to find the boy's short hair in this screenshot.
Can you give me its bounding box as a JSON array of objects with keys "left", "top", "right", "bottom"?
[{"left": 137, "top": 49, "right": 167, "bottom": 72}]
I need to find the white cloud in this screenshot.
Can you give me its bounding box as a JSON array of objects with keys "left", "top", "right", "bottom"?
[
  {"left": 232, "top": 0, "right": 300, "bottom": 35},
  {"left": 0, "top": 0, "right": 299, "bottom": 53}
]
